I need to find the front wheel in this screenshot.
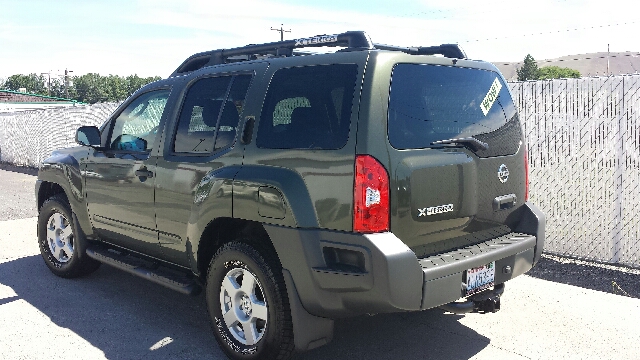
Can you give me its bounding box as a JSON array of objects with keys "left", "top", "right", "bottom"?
[
  {"left": 206, "top": 242, "right": 294, "bottom": 360},
  {"left": 38, "top": 194, "right": 100, "bottom": 278}
]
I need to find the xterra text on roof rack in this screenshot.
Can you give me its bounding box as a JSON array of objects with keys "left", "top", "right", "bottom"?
[{"left": 36, "top": 31, "right": 545, "bottom": 360}]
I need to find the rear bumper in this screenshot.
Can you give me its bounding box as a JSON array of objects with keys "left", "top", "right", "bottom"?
[
  {"left": 420, "top": 232, "right": 535, "bottom": 309},
  {"left": 266, "top": 201, "right": 545, "bottom": 318}
]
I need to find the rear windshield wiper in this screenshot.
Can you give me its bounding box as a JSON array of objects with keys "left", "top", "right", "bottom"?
[{"left": 431, "top": 137, "right": 489, "bottom": 151}]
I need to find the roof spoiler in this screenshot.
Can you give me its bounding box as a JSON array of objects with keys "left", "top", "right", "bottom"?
[{"left": 374, "top": 43, "right": 467, "bottom": 59}]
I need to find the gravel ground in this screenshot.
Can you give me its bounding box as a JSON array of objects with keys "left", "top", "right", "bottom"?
[
  {"left": 528, "top": 253, "right": 640, "bottom": 298},
  {"left": 0, "top": 163, "right": 38, "bottom": 221}
]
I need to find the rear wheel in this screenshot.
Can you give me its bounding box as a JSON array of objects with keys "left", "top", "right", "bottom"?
[
  {"left": 206, "top": 241, "right": 294, "bottom": 360},
  {"left": 38, "top": 194, "right": 100, "bottom": 278}
]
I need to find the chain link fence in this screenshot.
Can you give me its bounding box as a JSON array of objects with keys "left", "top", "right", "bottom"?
[
  {"left": 0, "top": 103, "right": 118, "bottom": 167},
  {"left": 2, "top": 75, "right": 640, "bottom": 268},
  {"left": 510, "top": 75, "right": 640, "bottom": 268}
]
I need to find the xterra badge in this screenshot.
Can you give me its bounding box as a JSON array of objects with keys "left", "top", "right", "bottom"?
[
  {"left": 294, "top": 35, "right": 338, "bottom": 46},
  {"left": 418, "top": 204, "right": 454, "bottom": 217}
]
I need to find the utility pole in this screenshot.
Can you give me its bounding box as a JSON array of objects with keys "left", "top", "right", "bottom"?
[
  {"left": 271, "top": 24, "right": 291, "bottom": 41},
  {"left": 64, "top": 68, "right": 73, "bottom": 99},
  {"left": 41, "top": 72, "right": 51, "bottom": 96},
  {"left": 607, "top": 44, "right": 610, "bottom": 76}
]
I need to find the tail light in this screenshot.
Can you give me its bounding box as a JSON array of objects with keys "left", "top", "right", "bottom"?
[
  {"left": 524, "top": 148, "right": 529, "bottom": 202},
  {"left": 354, "top": 155, "right": 389, "bottom": 233}
]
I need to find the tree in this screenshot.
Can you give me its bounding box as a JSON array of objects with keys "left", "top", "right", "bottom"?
[
  {"left": 126, "top": 74, "right": 162, "bottom": 97},
  {"left": 1, "top": 72, "right": 161, "bottom": 103},
  {"left": 73, "top": 73, "right": 108, "bottom": 103},
  {"left": 48, "top": 78, "right": 67, "bottom": 98},
  {"left": 538, "top": 66, "right": 580, "bottom": 80},
  {"left": 104, "top": 75, "right": 128, "bottom": 102},
  {"left": 2, "top": 73, "right": 47, "bottom": 95},
  {"left": 516, "top": 54, "right": 540, "bottom": 81},
  {"left": 71, "top": 73, "right": 162, "bottom": 103}
]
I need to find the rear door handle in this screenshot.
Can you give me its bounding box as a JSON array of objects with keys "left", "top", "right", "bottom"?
[
  {"left": 135, "top": 168, "right": 154, "bottom": 178},
  {"left": 493, "top": 194, "right": 516, "bottom": 211}
]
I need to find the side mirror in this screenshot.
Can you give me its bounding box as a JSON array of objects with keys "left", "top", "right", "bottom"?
[{"left": 76, "top": 126, "right": 101, "bottom": 147}]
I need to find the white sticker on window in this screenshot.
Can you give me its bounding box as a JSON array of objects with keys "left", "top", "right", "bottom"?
[{"left": 480, "top": 78, "right": 502, "bottom": 116}]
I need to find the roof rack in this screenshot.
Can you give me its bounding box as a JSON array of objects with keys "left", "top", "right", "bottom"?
[
  {"left": 171, "top": 31, "right": 373, "bottom": 76},
  {"left": 170, "top": 31, "right": 467, "bottom": 77}
]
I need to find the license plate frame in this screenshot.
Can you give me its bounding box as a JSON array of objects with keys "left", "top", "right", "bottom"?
[{"left": 464, "top": 261, "right": 495, "bottom": 297}]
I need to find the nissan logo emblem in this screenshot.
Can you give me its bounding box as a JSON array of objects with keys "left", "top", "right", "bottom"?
[{"left": 498, "top": 164, "right": 509, "bottom": 183}]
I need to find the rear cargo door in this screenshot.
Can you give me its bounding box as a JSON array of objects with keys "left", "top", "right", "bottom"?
[{"left": 386, "top": 63, "right": 525, "bottom": 257}]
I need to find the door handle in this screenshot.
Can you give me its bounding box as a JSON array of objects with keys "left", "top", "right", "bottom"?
[{"left": 135, "top": 168, "right": 154, "bottom": 178}]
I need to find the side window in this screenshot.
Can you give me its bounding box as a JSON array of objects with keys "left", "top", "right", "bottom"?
[
  {"left": 108, "top": 90, "right": 170, "bottom": 152},
  {"left": 215, "top": 75, "right": 252, "bottom": 150},
  {"left": 173, "top": 75, "right": 251, "bottom": 153},
  {"left": 256, "top": 64, "right": 358, "bottom": 150}
]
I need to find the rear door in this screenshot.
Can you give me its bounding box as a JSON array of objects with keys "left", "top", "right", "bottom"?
[
  {"left": 385, "top": 62, "right": 525, "bottom": 257},
  {"left": 153, "top": 64, "right": 263, "bottom": 266}
]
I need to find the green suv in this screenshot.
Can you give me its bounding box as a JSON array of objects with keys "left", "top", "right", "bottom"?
[{"left": 35, "top": 31, "right": 545, "bottom": 360}]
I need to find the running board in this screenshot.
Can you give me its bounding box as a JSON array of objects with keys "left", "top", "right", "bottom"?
[{"left": 86, "top": 247, "right": 201, "bottom": 296}]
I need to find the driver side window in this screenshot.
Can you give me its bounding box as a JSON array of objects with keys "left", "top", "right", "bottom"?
[{"left": 109, "top": 89, "right": 171, "bottom": 152}]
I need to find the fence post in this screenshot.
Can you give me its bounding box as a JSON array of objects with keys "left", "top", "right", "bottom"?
[{"left": 612, "top": 76, "right": 624, "bottom": 263}]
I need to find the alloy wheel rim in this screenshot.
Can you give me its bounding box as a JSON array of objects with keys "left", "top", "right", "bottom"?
[
  {"left": 46, "top": 212, "right": 74, "bottom": 263},
  {"left": 219, "top": 266, "right": 268, "bottom": 346}
]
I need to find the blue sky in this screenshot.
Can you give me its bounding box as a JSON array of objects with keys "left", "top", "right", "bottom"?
[{"left": 1, "top": 0, "right": 639, "bottom": 80}]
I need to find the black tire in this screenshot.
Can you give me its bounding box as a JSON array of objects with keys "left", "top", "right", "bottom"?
[
  {"left": 38, "top": 194, "right": 101, "bottom": 278},
  {"left": 206, "top": 241, "right": 294, "bottom": 360}
]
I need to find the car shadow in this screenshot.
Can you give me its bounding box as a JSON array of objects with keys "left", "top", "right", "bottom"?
[
  {"left": 0, "top": 255, "right": 489, "bottom": 359},
  {"left": 527, "top": 255, "right": 640, "bottom": 299}
]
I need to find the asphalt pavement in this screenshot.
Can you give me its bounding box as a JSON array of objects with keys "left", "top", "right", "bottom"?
[{"left": 1, "top": 165, "right": 639, "bottom": 360}]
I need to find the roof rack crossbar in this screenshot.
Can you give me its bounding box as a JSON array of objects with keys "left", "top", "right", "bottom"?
[
  {"left": 171, "top": 31, "right": 373, "bottom": 76},
  {"left": 374, "top": 43, "right": 467, "bottom": 59}
]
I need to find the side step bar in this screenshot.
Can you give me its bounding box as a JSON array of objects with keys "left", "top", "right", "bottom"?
[{"left": 86, "top": 247, "right": 201, "bottom": 296}]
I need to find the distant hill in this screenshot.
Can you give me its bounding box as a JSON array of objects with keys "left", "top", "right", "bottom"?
[{"left": 493, "top": 52, "right": 640, "bottom": 81}]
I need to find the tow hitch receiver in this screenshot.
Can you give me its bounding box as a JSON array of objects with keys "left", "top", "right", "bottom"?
[{"left": 439, "top": 283, "right": 504, "bottom": 314}]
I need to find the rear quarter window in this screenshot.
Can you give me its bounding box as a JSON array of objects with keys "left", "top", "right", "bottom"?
[
  {"left": 388, "top": 64, "right": 517, "bottom": 149},
  {"left": 256, "top": 64, "right": 357, "bottom": 150}
]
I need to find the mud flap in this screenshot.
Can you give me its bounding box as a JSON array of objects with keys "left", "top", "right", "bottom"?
[{"left": 282, "top": 269, "right": 334, "bottom": 351}]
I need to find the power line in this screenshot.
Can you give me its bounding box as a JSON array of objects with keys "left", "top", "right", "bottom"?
[
  {"left": 498, "top": 52, "right": 640, "bottom": 66},
  {"left": 399, "top": 0, "right": 570, "bottom": 19},
  {"left": 462, "top": 20, "right": 637, "bottom": 43}
]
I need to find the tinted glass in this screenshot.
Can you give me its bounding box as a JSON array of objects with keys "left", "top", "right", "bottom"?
[
  {"left": 256, "top": 64, "right": 357, "bottom": 149},
  {"left": 174, "top": 75, "right": 251, "bottom": 153},
  {"left": 388, "top": 64, "right": 517, "bottom": 149},
  {"left": 214, "top": 75, "right": 252, "bottom": 150},
  {"left": 109, "top": 89, "right": 170, "bottom": 152}
]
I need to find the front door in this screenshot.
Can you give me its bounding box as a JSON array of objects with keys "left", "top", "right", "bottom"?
[{"left": 84, "top": 89, "right": 171, "bottom": 257}]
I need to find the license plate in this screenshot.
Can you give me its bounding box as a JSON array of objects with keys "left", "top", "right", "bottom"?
[{"left": 465, "top": 262, "right": 495, "bottom": 297}]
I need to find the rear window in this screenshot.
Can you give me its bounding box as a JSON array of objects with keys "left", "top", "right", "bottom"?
[{"left": 388, "top": 64, "right": 517, "bottom": 149}]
